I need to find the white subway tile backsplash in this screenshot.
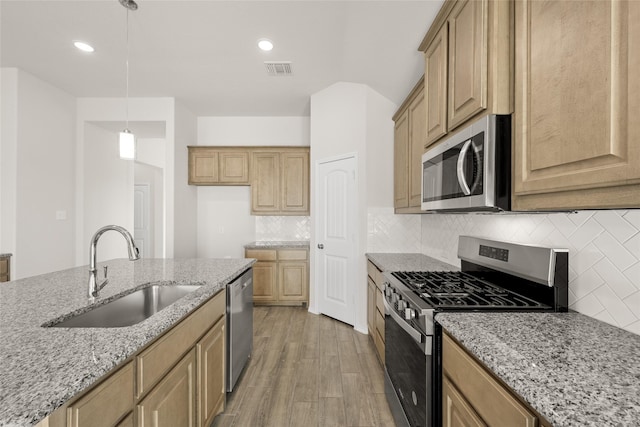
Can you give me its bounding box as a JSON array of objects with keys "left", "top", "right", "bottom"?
[
  {"left": 367, "top": 207, "right": 421, "bottom": 253},
  {"left": 255, "top": 216, "right": 310, "bottom": 241},
  {"left": 421, "top": 210, "right": 640, "bottom": 335}
]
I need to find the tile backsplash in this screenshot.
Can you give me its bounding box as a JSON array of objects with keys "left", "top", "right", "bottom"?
[
  {"left": 367, "top": 207, "right": 422, "bottom": 253},
  {"left": 255, "top": 216, "right": 310, "bottom": 241},
  {"left": 421, "top": 210, "right": 640, "bottom": 335}
]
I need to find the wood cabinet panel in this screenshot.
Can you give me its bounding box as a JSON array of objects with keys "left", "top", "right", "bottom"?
[
  {"left": 245, "top": 249, "right": 277, "bottom": 261},
  {"left": 513, "top": 0, "right": 640, "bottom": 209},
  {"left": 67, "top": 363, "right": 134, "bottom": 427},
  {"left": 197, "top": 317, "right": 225, "bottom": 427},
  {"left": 278, "top": 262, "right": 308, "bottom": 301},
  {"left": 188, "top": 149, "right": 219, "bottom": 185},
  {"left": 443, "top": 377, "right": 487, "bottom": 427},
  {"left": 367, "top": 277, "right": 375, "bottom": 336},
  {"left": 281, "top": 151, "right": 310, "bottom": 213},
  {"left": 278, "top": 249, "right": 307, "bottom": 261},
  {"left": 136, "top": 290, "right": 225, "bottom": 398},
  {"left": 0, "top": 258, "right": 9, "bottom": 282},
  {"left": 252, "top": 261, "right": 277, "bottom": 302},
  {"left": 425, "top": 24, "right": 449, "bottom": 147},
  {"left": 116, "top": 413, "right": 134, "bottom": 427},
  {"left": 394, "top": 111, "right": 409, "bottom": 209},
  {"left": 447, "top": 0, "right": 488, "bottom": 130},
  {"left": 219, "top": 151, "right": 249, "bottom": 184},
  {"left": 408, "top": 91, "right": 426, "bottom": 206},
  {"left": 251, "top": 152, "right": 280, "bottom": 214},
  {"left": 138, "top": 349, "right": 197, "bottom": 427},
  {"left": 443, "top": 333, "right": 537, "bottom": 427}
]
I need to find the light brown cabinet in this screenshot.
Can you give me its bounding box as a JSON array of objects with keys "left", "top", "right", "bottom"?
[
  {"left": 393, "top": 78, "right": 425, "bottom": 213},
  {"left": 246, "top": 248, "right": 309, "bottom": 305},
  {"left": 0, "top": 257, "right": 10, "bottom": 282},
  {"left": 44, "top": 288, "right": 227, "bottom": 427},
  {"left": 188, "top": 147, "right": 250, "bottom": 185},
  {"left": 512, "top": 0, "right": 640, "bottom": 210},
  {"left": 250, "top": 148, "right": 310, "bottom": 215},
  {"left": 419, "top": 0, "right": 512, "bottom": 146},
  {"left": 443, "top": 331, "right": 547, "bottom": 427},
  {"left": 366, "top": 260, "right": 385, "bottom": 364}
]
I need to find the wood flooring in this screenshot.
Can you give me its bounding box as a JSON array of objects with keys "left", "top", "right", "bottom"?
[{"left": 213, "top": 306, "right": 395, "bottom": 427}]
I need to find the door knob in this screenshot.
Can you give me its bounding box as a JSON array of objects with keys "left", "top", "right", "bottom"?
[{"left": 317, "top": 244, "right": 324, "bottom": 249}]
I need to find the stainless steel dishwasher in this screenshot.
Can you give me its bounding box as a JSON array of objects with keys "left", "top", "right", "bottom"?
[{"left": 226, "top": 268, "right": 253, "bottom": 392}]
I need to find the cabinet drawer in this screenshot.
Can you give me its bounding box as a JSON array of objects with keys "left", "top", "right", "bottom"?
[
  {"left": 67, "top": 362, "right": 133, "bottom": 427},
  {"left": 278, "top": 249, "right": 308, "bottom": 261},
  {"left": 443, "top": 332, "right": 536, "bottom": 426},
  {"left": 376, "top": 289, "right": 385, "bottom": 317},
  {"left": 136, "top": 290, "right": 225, "bottom": 398},
  {"left": 366, "top": 260, "right": 379, "bottom": 280},
  {"left": 245, "top": 249, "right": 277, "bottom": 261}
]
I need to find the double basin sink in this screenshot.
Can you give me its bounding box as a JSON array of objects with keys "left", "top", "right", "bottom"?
[{"left": 48, "top": 285, "right": 200, "bottom": 328}]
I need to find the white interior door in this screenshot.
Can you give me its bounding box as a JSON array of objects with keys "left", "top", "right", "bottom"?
[
  {"left": 134, "top": 183, "right": 151, "bottom": 258},
  {"left": 316, "top": 155, "right": 357, "bottom": 325}
]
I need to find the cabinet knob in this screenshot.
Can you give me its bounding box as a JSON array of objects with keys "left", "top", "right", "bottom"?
[{"left": 317, "top": 244, "right": 324, "bottom": 249}]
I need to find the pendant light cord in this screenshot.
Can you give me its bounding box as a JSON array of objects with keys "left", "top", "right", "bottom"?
[{"left": 125, "top": 8, "right": 130, "bottom": 130}]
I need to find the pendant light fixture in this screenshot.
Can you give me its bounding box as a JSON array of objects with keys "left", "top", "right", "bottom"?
[{"left": 119, "top": 0, "right": 138, "bottom": 160}]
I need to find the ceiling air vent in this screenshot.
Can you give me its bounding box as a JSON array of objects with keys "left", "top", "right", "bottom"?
[{"left": 264, "top": 61, "right": 293, "bottom": 76}]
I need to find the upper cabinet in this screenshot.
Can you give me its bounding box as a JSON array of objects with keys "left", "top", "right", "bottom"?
[
  {"left": 250, "top": 148, "right": 310, "bottom": 215},
  {"left": 188, "top": 147, "right": 250, "bottom": 185},
  {"left": 420, "top": 0, "right": 512, "bottom": 148},
  {"left": 512, "top": 0, "right": 640, "bottom": 210},
  {"left": 393, "top": 78, "right": 425, "bottom": 212}
]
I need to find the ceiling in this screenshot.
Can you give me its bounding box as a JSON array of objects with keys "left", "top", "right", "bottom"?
[{"left": 1, "top": 0, "right": 443, "bottom": 117}]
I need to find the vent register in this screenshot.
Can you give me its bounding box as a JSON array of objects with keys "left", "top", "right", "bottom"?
[{"left": 264, "top": 61, "right": 293, "bottom": 76}]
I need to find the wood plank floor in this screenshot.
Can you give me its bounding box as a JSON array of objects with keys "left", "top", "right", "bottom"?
[{"left": 213, "top": 306, "right": 395, "bottom": 427}]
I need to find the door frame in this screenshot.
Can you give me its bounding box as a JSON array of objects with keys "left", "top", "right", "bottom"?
[{"left": 311, "top": 152, "right": 359, "bottom": 326}]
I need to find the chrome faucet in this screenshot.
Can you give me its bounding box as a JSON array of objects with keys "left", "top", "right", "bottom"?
[{"left": 88, "top": 225, "right": 140, "bottom": 298}]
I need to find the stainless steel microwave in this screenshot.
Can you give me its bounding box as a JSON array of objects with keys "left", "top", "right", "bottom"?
[{"left": 421, "top": 114, "right": 511, "bottom": 212}]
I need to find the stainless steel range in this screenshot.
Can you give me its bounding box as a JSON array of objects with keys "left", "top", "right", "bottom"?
[{"left": 383, "top": 236, "right": 568, "bottom": 427}]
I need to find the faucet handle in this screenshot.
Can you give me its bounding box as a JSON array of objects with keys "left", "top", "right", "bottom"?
[{"left": 103, "top": 265, "right": 108, "bottom": 279}]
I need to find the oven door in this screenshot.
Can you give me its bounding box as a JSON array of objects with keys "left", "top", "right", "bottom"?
[{"left": 384, "top": 299, "right": 433, "bottom": 427}]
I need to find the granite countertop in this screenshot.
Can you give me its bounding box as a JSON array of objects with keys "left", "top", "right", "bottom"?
[
  {"left": 366, "top": 252, "right": 458, "bottom": 272},
  {"left": 0, "top": 258, "right": 255, "bottom": 426},
  {"left": 436, "top": 312, "right": 640, "bottom": 427},
  {"left": 244, "top": 240, "right": 310, "bottom": 249}
]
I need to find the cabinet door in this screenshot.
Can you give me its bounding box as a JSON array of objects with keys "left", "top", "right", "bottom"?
[
  {"left": 281, "top": 150, "right": 310, "bottom": 214},
  {"left": 138, "top": 349, "right": 197, "bottom": 427},
  {"left": 197, "top": 317, "right": 225, "bottom": 427},
  {"left": 513, "top": 0, "right": 640, "bottom": 210},
  {"left": 219, "top": 151, "right": 249, "bottom": 184},
  {"left": 443, "top": 377, "right": 487, "bottom": 427},
  {"left": 0, "top": 258, "right": 8, "bottom": 282},
  {"left": 278, "top": 261, "right": 308, "bottom": 302},
  {"left": 67, "top": 363, "right": 134, "bottom": 427},
  {"left": 408, "top": 90, "right": 426, "bottom": 207},
  {"left": 367, "top": 278, "right": 375, "bottom": 336},
  {"left": 251, "top": 152, "right": 280, "bottom": 214},
  {"left": 425, "top": 23, "right": 449, "bottom": 147},
  {"left": 447, "top": 0, "right": 488, "bottom": 130},
  {"left": 188, "top": 148, "right": 219, "bottom": 185},
  {"left": 394, "top": 111, "right": 409, "bottom": 209},
  {"left": 252, "top": 261, "right": 277, "bottom": 302}
]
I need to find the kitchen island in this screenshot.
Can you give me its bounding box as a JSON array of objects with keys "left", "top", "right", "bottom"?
[
  {"left": 437, "top": 312, "right": 640, "bottom": 427},
  {"left": 0, "top": 258, "right": 254, "bottom": 426}
]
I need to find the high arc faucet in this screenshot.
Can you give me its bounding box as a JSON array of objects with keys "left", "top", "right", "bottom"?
[{"left": 88, "top": 225, "right": 140, "bottom": 298}]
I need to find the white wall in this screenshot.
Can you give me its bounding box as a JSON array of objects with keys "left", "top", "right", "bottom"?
[
  {"left": 195, "top": 116, "right": 310, "bottom": 260},
  {"left": 83, "top": 123, "right": 134, "bottom": 263},
  {"left": 173, "top": 102, "right": 198, "bottom": 258},
  {"left": 310, "top": 82, "right": 396, "bottom": 333},
  {"left": 0, "top": 68, "right": 76, "bottom": 278},
  {"left": 135, "top": 162, "right": 163, "bottom": 258}
]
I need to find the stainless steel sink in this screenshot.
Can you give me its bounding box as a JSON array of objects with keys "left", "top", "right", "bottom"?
[{"left": 49, "top": 285, "right": 201, "bottom": 328}]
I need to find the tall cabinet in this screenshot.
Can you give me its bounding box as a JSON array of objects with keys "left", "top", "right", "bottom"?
[{"left": 512, "top": 0, "right": 640, "bottom": 210}]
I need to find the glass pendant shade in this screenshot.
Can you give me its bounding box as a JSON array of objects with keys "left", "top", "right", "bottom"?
[{"left": 119, "top": 129, "right": 136, "bottom": 160}]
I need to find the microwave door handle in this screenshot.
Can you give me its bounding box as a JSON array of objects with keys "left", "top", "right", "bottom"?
[{"left": 456, "top": 139, "right": 473, "bottom": 195}]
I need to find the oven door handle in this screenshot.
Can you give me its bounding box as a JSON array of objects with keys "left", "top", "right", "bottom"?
[{"left": 383, "top": 298, "right": 424, "bottom": 346}]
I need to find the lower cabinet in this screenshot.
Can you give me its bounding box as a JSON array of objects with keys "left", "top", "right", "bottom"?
[
  {"left": 48, "top": 289, "right": 227, "bottom": 427},
  {"left": 366, "top": 260, "right": 385, "bottom": 364},
  {"left": 443, "top": 331, "right": 548, "bottom": 427},
  {"left": 246, "top": 248, "right": 308, "bottom": 305}
]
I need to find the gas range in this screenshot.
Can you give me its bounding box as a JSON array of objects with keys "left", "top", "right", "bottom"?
[{"left": 382, "top": 236, "right": 569, "bottom": 427}]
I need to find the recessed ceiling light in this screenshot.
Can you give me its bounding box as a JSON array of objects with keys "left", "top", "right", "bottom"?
[
  {"left": 74, "top": 41, "right": 95, "bottom": 53},
  {"left": 258, "top": 39, "right": 274, "bottom": 52}
]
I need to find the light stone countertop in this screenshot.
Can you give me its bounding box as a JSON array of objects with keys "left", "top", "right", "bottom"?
[
  {"left": 365, "top": 252, "right": 458, "bottom": 273},
  {"left": 436, "top": 312, "right": 640, "bottom": 427},
  {"left": 244, "top": 240, "right": 310, "bottom": 249},
  {"left": 0, "top": 258, "right": 255, "bottom": 427}
]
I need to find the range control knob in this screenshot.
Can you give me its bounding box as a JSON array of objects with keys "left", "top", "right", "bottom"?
[
  {"left": 398, "top": 299, "right": 408, "bottom": 311},
  {"left": 404, "top": 308, "right": 416, "bottom": 320},
  {"left": 392, "top": 293, "right": 401, "bottom": 303}
]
